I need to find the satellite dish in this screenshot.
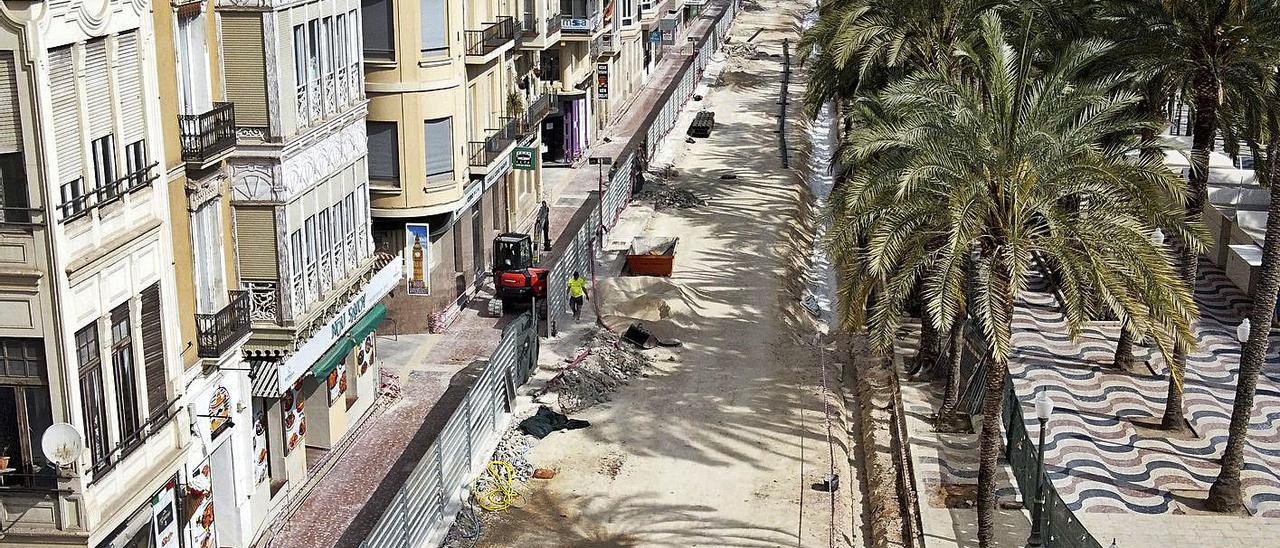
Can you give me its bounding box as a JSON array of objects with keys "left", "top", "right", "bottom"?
[{"left": 41, "top": 423, "right": 84, "bottom": 467}]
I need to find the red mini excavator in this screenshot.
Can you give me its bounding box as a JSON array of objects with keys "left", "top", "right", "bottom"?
[{"left": 493, "top": 233, "right": 548, "bottom": 309}]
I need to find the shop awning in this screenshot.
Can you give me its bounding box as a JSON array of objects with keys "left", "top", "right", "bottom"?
[
  {"left": 311, "top": 337, "right": 354, "bottom": 380},
  {"left": 308, "top": 303, "right": 387, "bottom": 380},
  {"left": 349, "top": 303, "right": 388, "bottom": 342}
]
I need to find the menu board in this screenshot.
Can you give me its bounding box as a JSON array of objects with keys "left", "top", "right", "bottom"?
[
  {"left": 356, "top": 334, "right": 376, "bottom": 376},
  {"left": 252, "top": 409, "right": 269, "bottom": 484},
  {"left": 282, "top": 381, "right": 305, "bottom": 454},
  {"left": 186, "top": 462, "right": 216, "bottom": 548},
  {"left": 327, "top": 360, "right": 347, "bottom": 405}
]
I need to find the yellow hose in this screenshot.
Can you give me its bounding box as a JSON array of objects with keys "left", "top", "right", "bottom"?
[{"left": 472, "top": 460, "right": 522, "bottom": 511}]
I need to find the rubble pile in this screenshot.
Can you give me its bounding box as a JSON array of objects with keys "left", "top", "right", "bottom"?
[
  {"left": 726, "top": 41, "right": 761, "bottom": 59},
  {"left": 544, "top": 330, "right": 651, "bottom": 413},
  {"left": 490, "top": 423, "right": 537, "bottom": 482},
  {"left": 637, "top": 177, "right": 707, "bottom": 210},
  {"left": 742, "top": 0, "right": 765, "bottom": 11}
]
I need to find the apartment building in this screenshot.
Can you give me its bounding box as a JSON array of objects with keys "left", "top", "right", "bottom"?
[
  {"left": 213, "top": 0, "right": 399, "bottom": 540},
  {"left": 0, "top": 1, "right": 189, "bottom": 547},
  {"left": 364, "top": 0, "right": 552, "bottom": 327},
  {"left": 154, "top": 0, "right": 261, "bottom": 547}
]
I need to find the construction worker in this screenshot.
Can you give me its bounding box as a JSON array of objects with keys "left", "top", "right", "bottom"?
[{"left": 568, "top": 271, "right": 588, "bottom": 321}]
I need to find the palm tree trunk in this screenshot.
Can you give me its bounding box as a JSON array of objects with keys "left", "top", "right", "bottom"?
[
  {"left": 914, "top": 309, "right": 941, "bottom": 379},
  {"left": 1206, "top": 121, "right": 1280, "bottom": 513},
  {"left": 975, "top": 352, "right": 1008, "bottom": 548},
  {"left": 1162, "top": 69, "right": 1218, "bottom": 431},
  {"left": 1113, "top": 321, "right": 1134, "bottom": 369},
  {"left": 935, "top": 319, "right": 967, "bottom": 431}
]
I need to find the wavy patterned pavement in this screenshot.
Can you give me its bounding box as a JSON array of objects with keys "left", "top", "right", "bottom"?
[{"left": 1009, "top": 264, "right": 1280, "bottom": 518}]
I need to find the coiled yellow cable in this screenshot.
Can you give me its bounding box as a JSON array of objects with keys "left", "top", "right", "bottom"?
[{"left": 472, "top": 460, "right": 523, "bottom": 511}]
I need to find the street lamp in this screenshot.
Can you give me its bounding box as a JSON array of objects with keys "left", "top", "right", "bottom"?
[{"left": 1027, "top": 389, "right": 1054, "bottom": 547}]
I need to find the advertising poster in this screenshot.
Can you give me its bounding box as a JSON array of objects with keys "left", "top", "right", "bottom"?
[
  {"left": 597, "top": 63, "right": 609, "bottom": 100},
  {"left": 327, "top": 359, "right": 347, "bottom": 405},
  {"left": 356, "top": 333, "right": 376, "bottom": 376},
  {"left": 252, "top": 409, "right": 269, "bottom": 484},
  {"left": 405, "top": 223, "right": 431, "bottom": 295},
  {"left": 150, "top": 479, "right": 180, "bottom": 548},
  {"left": 186, "top": 462, "right": 216, "bottom": 548},
  {"left": 282, "top": 381, "right": 305, "bottom": 454}
]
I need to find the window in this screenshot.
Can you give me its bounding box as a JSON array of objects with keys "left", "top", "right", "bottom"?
[
  {"left": 110, "top": 304, "right": 142, "bottom": 451},
  {"left": 308, "top": 20, "right": 321, "bottom": 85},
  {"left": 0, "top": 152, "right": 30, "bottom": 224},
  {"left": 344, "top": 193, "right": 357, "bottom": 269},
  {"left": 357, "top": 184, "right": 369, "bottom": 258},
  {"left": 293, "top": 25, "right": 307, "bottom": 89},
  {"left": 77, "top": 323, "right": 110, "bottom": 473},
  {"left": 322, "top": 17, "right": 334, "bottom": 79},
  {"left": 140, "top": 283, "right": 169, "bottom": 422},
  {"left": 304, "top": 216, "right": 317, "bottom": 302},
  {"left": 0, "top": 338, "right": 44, "bottom": 380},
  {"left": 332, "top": 201, "right": 345, "bottom": 277},
  {"left": 348, "top": 11, "right": 361, "bottom": 71},
  {"left": 367, "top": 121, "right": 400, "bottom": 185},
  {"left": 124, "top": 140, "right": 147, "bottom": 189},
  {"left": 0, "top": 384, "right": 54, "bottom": 488},
  {"left": 191, "top": 201, "right": 227, "bottom": 313},
  {"left": 318, "top": 208, "right": 331, "bottom": 287},
  {"left": 421, "top": 0, "right": 447, "bottom": 56},
  {"left": 361, "top": 0, "right": 395, "bottom": 59},
  {"left": 290, "top": 230, "right": 304, "bottom": 313},
  {"left": 91, "top": 134, "right": 116, "bottom": 200},
  {"left": 425, "top": 117, "right": 453, "bottom": 180},
  {"left": 176, "top": 12, "right": 211, "bottom": 115}
]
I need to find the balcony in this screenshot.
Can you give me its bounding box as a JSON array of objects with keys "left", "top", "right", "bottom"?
[
  {"left": 468, "top": 117, "right": 519, "bottom": 173},
  {"left": 527, "top": 92, "right": 555, "bottom": 126},
  {"left": 595, "top": 33, "right": 618, "bottom": 57},
  {"left": 561, "top": 11, "right": 603, "bottom": 37},
  {"left": 519, "top": 12, "right": 563, "bottom": 50},
  {"left": 196, "top": 290, "right": 252, "bottom": 359},
  {"left": 179, "top": 102, "right": 236, "bottom": 170},
  {"left": 465, "top": 16, "right": 517, "bottom": 64}
]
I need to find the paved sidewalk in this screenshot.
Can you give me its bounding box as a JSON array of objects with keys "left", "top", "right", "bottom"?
[{"left": 898, "top": 374, "right": 1031, "bottom": 548}]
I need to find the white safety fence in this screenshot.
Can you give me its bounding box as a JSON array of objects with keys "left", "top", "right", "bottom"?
[{"left": 360, "top": 312, "right": 538, "bottom": 548}]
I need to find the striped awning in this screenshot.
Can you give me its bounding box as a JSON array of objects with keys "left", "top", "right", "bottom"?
[{"left": 249, "top": 359, "right": 282, "bottom": 398}]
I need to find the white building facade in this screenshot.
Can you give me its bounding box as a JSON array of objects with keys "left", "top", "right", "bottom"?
[{"left": 0, "top": 1, "right": 192, "bottom": 547}]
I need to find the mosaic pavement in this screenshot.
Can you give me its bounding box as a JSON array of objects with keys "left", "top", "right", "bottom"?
[{"left": 1009, "top": 264, "right": 1280, "bottom": 518}]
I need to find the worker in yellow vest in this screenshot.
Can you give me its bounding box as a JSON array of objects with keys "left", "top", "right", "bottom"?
[{"left": 568, "top": 271, "right": 588, "bottom": 321}]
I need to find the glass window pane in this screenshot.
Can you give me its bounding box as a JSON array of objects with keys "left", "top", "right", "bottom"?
[
  {"left": 367, "top": 122, "right": 400, "bottom": 182},
  {"left": 420, "top": 0, "right": 447, "bottom": 54},
  {"left": 361, "top": 0, "right": 395, "bottom": 58}
]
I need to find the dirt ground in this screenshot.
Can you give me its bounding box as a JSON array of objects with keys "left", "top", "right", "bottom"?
[{"left": 470, "top": 0, "right": 857, "bottom": 546}]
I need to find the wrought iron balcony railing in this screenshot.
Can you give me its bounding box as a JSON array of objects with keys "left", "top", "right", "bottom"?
[
  {"left": 467, "top": 117, "right": 519, "bottom": 167},
  {"left": 196, "top": 290, "right": 251, "bottom": 358},
  {"left": 179, "top": 102, "right": 236, "bottom": 165},
  {"left": 465, "top": 16, "right": 516, "bottom": 57}
]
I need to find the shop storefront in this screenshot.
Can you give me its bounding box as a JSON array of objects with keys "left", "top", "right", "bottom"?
[{"left": 248, "top": 258, "right": 401, "bottom": 506}]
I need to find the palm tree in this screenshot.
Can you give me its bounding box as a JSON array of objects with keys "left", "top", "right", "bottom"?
[
  {"left": 827, "top": 13, "right": 1199, "bottom": 547},
  {"left": 1101, "top": 0, "right": 1280, "bottom": 430},
  {"left": 1206, "top": 69, "right": 1280, "bottom": 513}
]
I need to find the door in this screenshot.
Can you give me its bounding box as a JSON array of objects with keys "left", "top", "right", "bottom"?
[
  {"left": 471, "top": 203, "right": 485, "bottom": 282},
  {"left": 210, "top": 440, "right": 241, "bottom": 546}
]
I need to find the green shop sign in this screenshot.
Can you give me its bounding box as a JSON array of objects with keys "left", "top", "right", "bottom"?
[{"left": 512, "top": 147, "right": 537, "bottom": 171}]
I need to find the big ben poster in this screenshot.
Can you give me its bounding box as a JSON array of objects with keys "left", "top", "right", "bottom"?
[{"left": 405, "top": 223, "right": 431, "bottom": 295}]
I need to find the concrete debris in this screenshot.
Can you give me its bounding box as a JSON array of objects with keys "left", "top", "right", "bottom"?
[
  {"left": 637, "top": 177, "right": 706, "bottom": 210},
  {"left": 726, "top": 41, "right": 761, "bottom": 59},
  {"left": 543, "top": 330, "right": 651, "bottom": 414}
]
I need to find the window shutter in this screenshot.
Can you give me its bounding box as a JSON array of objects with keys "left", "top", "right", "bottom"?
[
  {"left": 367, "top": 122, "right": 399, "bottom": 181},
  {"left": 140, "top": 283, "right": 169, "bottom": 417},
  {"left": 115, "top": 32, "right": 145, "bottom": 143},
  {"left": 0, "top": 52, "right": 21, "bottom": 154},
  {"left": 221, "top": 14, "right": 269, "bottom": 128},
  {"left": 84, "top": 39, "right": 112, "bottom": 139},
  {"left": 235, "top": 207, "right": 279, "bottom": 279},
  {"left": 49, "top": 47, "right": 81, "bottom": 182},
  {"left": 425, "top": 117, "right": 453, "bottom": 176}
]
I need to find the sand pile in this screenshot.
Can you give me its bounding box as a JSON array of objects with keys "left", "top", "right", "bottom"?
[
  {"left": 595, "top": 277, "right": 707, "bottom": 336},
  {"left": 543, "top": 330, "right": 651, "bottom": 413}
]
